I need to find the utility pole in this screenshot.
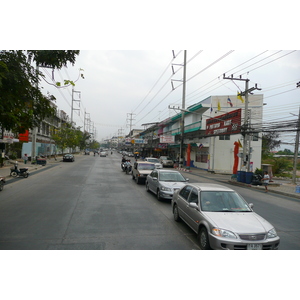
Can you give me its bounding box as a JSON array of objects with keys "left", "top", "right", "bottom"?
[
  {"left": 179, "top": 50, "right": 187, "bottom": 167},
  {"left": 31, "top": 64, "right": 39, "bottom": 161},
  {"left": 127, "top": 113, "right": 136, "bottom": 138},
  {"left": 223, "top": 74, "right": 261, "bottom": 172},
  {"left": 292, "top": 81, "right": 300, "bottom": 184},
  {"left": 71, "top": 87, "right": 81, "bottom": 126}
]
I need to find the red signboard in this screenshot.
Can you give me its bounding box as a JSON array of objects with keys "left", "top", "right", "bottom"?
[
  {"left": 205, "top": 109, "right": 241, "bottom": 136},
  {"left": 19, "top": 130, "right": 29, "bottom": 142}
]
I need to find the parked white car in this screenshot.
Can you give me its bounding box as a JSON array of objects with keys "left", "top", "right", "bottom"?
[{"left": 144, "top": 157, "right": 163, "bottom": 169}]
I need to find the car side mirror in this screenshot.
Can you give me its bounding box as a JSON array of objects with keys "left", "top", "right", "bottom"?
[
  {"left": 249, "top": 203, "right": 254, "bottom": 209},
  {"left": 185, "top": 178, "right": 189, "bottom": 182},
  {"left": 189, "top": 202, "right": 199, "bottom": 210}
]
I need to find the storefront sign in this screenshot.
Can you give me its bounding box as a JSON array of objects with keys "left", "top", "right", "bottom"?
[
  {"left": 160, "top": 135, "right": 175, "bottom": 143},
  {"left": 206, "top": 108, "right": 241, "bottom": 136}
]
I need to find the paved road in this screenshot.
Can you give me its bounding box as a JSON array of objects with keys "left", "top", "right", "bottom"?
[
  {"left": 1, "top": 152, "right": 299, "bottom": 250},
  {"left": 0, "top": 154, "right": 199, "bottom": 250}
]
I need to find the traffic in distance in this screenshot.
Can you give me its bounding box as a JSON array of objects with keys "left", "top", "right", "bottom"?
[{"left": 118, "top": 150, "right": 280, "bottom": 250}]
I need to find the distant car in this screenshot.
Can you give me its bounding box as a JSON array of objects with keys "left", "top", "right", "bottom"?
[
  {"left": 132, "top": 161, "right": 155, "bottom": 184},
  {"left": 144, "top": 157, "right": 163, "bottom": 169},
  {"left": 100, "top": 151, "right": 107, "bottom": 157},
  {"left": 159, "top": 156, "right": 174, "bottom": 167},
  {"left": 63, "top": 154, "right": 75, "bottom": 162},
  {"left": 172, "top": 183, "right": 280, "bottom": 250},
  {"left": 146, "top": 169, "right": 189, "bottom": 200}
]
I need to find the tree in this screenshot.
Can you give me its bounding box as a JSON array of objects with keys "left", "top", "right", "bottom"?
[
  {"left": 261, "top": 131, "right": 281, "bottom": 159},
  {"left": 0, "top": 50, "right": 80, "bottom": 134}
]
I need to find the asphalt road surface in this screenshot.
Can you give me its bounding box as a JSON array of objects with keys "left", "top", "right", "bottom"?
[{"left": 0, "top": 152, "right": 299, "bottom": 250}]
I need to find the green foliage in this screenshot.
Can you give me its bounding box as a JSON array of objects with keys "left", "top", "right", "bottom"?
[
  {"left": 0, "top": 50, "right": 80, "bottom": 134},
  {"left": 27, "top": 50, "right": 80, "bottom": 69},
  {"left": 261, "top": 132, "right": 281, "bottom": 159},
  {"left": 276, "top": 148, "right": 294, "bottom": 155},
  {"left": 51, "top": 124, "right": 91, "bottom": 153},
  {"left": 263, "top": 156, "right": 293, "bottom": 175},
  {"left": 254, "top": 168, "right": 263, "bottom": 176}
]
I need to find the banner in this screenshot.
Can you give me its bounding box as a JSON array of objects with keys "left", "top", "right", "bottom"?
[
  {"left": 159, "top": 135, "right": 175, "bottom": 144},
  {"left": 205, "top": 108, "right": 241, "bottom": 136}
]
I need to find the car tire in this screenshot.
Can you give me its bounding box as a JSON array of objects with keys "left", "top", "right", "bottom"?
[
  {"left": 11, "top": 171, "right": 18, "bottom": 177},
  {"left": 173, "top": 204, "right": 181, "bottom": 222},
  {"left": 157, "top": 189, "right": 162, "bottom": 201},
  {"left": 198, "top": 227, "right": 211, "bottom": 250}
]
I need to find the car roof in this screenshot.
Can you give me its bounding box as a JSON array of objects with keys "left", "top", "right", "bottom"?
[
  {"left": 157, "top": 169, "right": 180, "bottom": 173},
  {"left": 187, "top": 183, "right": 234, "bottom": 192}
]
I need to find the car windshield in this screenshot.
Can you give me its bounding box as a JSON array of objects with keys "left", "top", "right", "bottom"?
[
  {"left": 159, "top": 172, "right": 186, "bottom": 182},
  {"left": 138, "top": 164, "right": 155, "bottom": 170},
  {"left": 147, "top": 158, "right": 160, "bottom": 163},
  {"left": 200, "top": 191, "right": 251, "bottom": 212}
]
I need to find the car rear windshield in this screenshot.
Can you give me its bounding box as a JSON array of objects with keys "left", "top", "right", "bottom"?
[
  {"left": 200, "top": 191, "right": 251, "bottom": 212},
  {"left": 159, "top": 172, "right": 185, "bottom": 182},
  {"left": 138, "top": 164, "right": 155, "bottom": 170}
]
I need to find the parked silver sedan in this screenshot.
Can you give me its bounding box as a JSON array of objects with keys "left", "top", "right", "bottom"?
[
  {"left": 172, "top": 183, "right": 280, "bottom": 250},
  {"left": 146, "top": 169, "right": 189, "bottom": 200}
]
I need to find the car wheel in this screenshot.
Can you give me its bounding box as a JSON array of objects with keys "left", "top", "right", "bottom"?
[
  {"left": 173, "top": 204, "right": 181, "bottom": 222},
  {"left": 198, "top": 227, "right": 211, "bottom": 250},
  {"left": 11, "top": 171, "right": 18, "bottom": 177},
  {"left": 156, "top": 189, "right": 162, "bottom": 201},
  {"left": 146, "top": 182, "right": 150, "bottom": 192}
]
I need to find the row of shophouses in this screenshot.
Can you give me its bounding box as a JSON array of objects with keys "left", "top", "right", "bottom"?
[
  {"left": 113, "top": 94, "right": 264, "bottom": 174},
  {"left": 1, "top": 106, "right": 76, "bottom": 160}
]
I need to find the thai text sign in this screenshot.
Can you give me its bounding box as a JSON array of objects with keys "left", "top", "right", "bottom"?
[
  {"left": 159, "top": 135, "right": 175, "bottom": 144},
  {"left": 206, "top": 108, "right": 241, "bottom": 136}
]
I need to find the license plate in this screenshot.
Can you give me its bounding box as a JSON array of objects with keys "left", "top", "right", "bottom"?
[{"left": 247, "top": 243, "right": 262, "bottom": 250}]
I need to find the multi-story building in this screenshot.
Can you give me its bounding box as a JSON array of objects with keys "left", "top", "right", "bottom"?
[{"left": 139, "top": 94, "right": 263, "bottom": 174}]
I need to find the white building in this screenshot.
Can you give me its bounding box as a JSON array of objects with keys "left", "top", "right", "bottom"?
[{"left": 140, "top": 94, "right": 263, "bottom": 174}]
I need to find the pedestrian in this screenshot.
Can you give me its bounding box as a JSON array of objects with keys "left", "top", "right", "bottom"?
[
  {"left": 262, "top": 171, "right": 270, "bottom": 192},
  {"left": 23, "top": 153, "right": 28, "bottom": 164}
]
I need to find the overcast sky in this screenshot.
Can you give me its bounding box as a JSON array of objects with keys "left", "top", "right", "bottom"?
[{"left": 40, "top": 50, "right": 300, "bottom": 149}]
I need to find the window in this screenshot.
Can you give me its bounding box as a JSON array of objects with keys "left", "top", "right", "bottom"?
[
  {"left": 219, "top": 135, "right": 230, "bottom": 140},
  {"left": 196, "top": 148, "right": 208, "bottom": 163},
  {"left": 252, "top": 132, "right": 259, "bottom": 141},
  {"left": 179, "top": 186, "right": 193, "bottom": 201},
  {"left": 188, "top": 189, "right": 199, "bottom": 204}
]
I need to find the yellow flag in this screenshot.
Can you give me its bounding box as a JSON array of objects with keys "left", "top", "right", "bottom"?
[
  {"left": 238, "top": 139, "right": 243, "bottom": 148},
  {"left": 237, "top": 92, "right": 244, "bottom": 103},
  {"left": 217, "top": 100, "right": 221, "bottom": 111}
]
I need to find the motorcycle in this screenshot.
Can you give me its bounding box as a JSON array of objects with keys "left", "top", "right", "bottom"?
[
  {"left": 10, "top": 162, "right": 29, "bottom": 178},
  {"left": 124, "top": 163, "right": 132, "bottom": 175},
  {"left": 251, "top": 174, "right": 263, "bottom": 186},
  {"left": 0, "top": 177, "right": 5, "bottom": 191}
]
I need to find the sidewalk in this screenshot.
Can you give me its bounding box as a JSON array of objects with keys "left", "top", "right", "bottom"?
[
  {"left": 176, "top": 167, "right": 300, "bottom": 200},
  {"left": 0, "top": 158, "right": 61, "bottom": 182}
]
